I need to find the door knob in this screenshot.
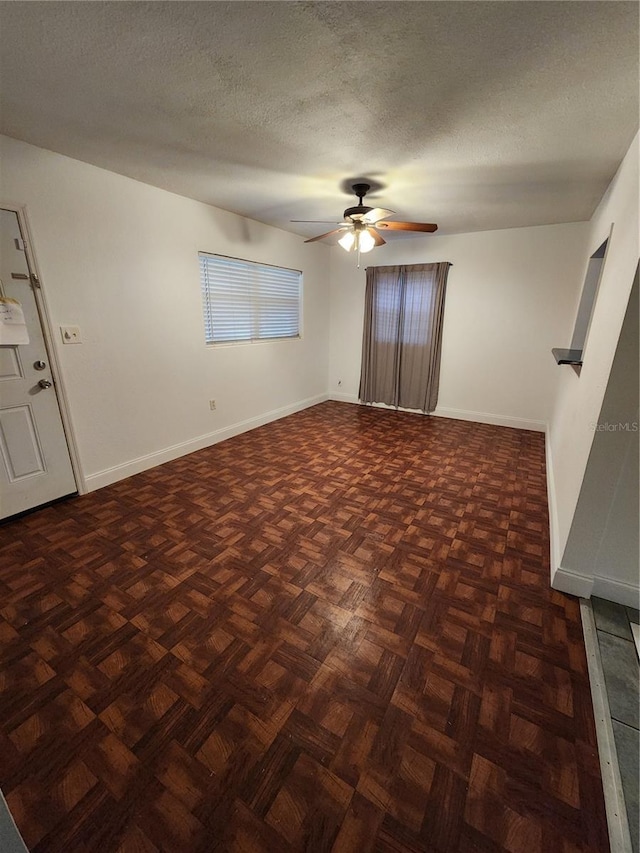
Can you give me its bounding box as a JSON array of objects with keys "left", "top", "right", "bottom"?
[{"left": 38, "top": 379, "right": 53, "bottom": 389}]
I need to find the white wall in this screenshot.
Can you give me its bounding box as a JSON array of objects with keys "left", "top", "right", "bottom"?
[
  {"left": 547, "top": 133, "right": 639, "bottom": 599},
  {"left": 563, "top": 271, "right": 638, "bottom": 572},
  {"left": 554, "top": 270, "right": 639, "bottom": 605},
  {"left": 0, "top": 136, "right": 331, "bottom": 489},
  {"left": 328, "top": 222, "right": 589, "bottom": 430}
]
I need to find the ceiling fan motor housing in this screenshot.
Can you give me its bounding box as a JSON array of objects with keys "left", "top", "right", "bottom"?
[
  {"left": 344, "top": 182, "right": 372, "bottom": 220},
  {"left": 344, "top": 205, "right": 372, "bottom": 220}
]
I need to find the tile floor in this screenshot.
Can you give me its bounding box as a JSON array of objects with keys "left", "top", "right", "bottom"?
[
  {"left": 592, "top": 596, "right": 640, "bottom": 853},
  {"left": 0, "top": 791, "right": 27, "bottom": 852}
]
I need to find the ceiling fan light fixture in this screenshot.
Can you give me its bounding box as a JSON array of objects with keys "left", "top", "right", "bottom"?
[
  {"left": 297, "top": 181, "right": 438, "bottom": 251},
  {"left": 338, "top": 231, "right": 355, "bottom": 252},
  {"left": 358, "top": 229, "right": 376, "bottom": 253}
]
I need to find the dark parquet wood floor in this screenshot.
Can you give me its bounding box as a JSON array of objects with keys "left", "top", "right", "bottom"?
[{"left": 0, "top": 402, "right": 608, "bottom": 852}]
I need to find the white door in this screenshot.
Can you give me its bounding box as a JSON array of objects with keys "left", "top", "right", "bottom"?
[{"left": 0, "top": 208, "right": 76, "bottom": 519}]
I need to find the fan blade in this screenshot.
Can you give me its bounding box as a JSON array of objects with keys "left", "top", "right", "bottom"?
[
  {"left": 304, "top": 227, "right": 348, "bottom": 243},
  {"left": 361, "top": 208, "right": 395, "bottom": 224},
  {"left": 376, "top": 221, "right": 438, "bottom": 232},
  {"left": 368, "top": 227, "right": 386, "bottom": 247},
  {"left": 291, "top": 220, "right": 343, "bottom": 224}
]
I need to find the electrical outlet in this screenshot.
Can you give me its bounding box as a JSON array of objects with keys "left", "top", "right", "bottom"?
[
  {"left": 60, "top": 325, "right": 82, "bottom": 344},
  {"left": 209, "top": 399, "right": 216, "bottom": 411}
]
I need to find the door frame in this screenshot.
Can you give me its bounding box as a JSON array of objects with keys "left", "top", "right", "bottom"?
[{"left": 1, "top": 201, "right": 85, "bottom": 496}]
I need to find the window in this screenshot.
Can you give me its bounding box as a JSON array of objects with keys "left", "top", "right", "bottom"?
[
  {"left": 199, "top": 253, "right": 301, "bottom": 345},
  {"left": 359, "top": 262, "right": 451, "bottom": 413}
]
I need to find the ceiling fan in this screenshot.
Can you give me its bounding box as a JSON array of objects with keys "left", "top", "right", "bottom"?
[{"left": 292, "top": 183, "right": 438, "bottom": 255}]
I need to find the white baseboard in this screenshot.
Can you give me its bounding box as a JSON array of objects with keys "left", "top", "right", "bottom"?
[
  {"left": 85, "top": 393, "right": 329, "bottom": 492},
  {"left": 329, "top": 396, "right": 546, "bottom": 432},
  {"left": 552, "top": 567, "right": 595, "bottom": 599},
  {"left": 331, "top": 392, "right": 359, "bottom": 405},
  {"left": 553, "top": 567, "right": 640, "bottom": 608},
  {"left": 432, "top": 406, "right": 546, "bottom": 433},
  {"left": 545, "top": 430, "right": 563, "bottom": 584}
]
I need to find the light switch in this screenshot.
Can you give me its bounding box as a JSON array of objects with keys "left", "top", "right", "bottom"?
[{"left": 60, "top": 325, "right": 82, "bottom": 344}]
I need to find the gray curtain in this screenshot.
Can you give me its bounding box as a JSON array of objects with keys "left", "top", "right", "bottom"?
[{"left": 359, "top": 262, "right": 450, "bottom": 413}]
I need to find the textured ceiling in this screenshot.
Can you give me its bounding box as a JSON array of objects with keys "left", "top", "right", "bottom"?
[{"left": 1, "top": 1, "right": 638, "bottom": 238}]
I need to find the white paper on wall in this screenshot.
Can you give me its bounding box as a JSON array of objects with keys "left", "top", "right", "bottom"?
[{"left": 0, "top": 297, "right": 29, "bottom": 345}]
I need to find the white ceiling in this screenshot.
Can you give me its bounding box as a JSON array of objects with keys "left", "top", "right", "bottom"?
[{"left": 1, "top": 2, "right": 638, "bottom": 238}]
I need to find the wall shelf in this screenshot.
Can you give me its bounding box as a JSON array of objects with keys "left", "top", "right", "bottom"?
[{"left": 552, "top": 347, "right": 583, "bottom": 366}]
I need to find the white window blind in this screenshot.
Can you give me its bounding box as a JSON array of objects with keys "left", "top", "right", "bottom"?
[{"left": 199, "top": 253, "right": 301, "bottom": 344}]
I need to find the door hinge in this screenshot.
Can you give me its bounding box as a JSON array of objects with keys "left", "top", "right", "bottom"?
[{"left": 30, "top": 273, "right": 41, "bottom": 288}]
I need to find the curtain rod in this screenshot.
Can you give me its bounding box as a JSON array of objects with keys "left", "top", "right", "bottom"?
[{"left": 365, "top": 262, "right": 453, "bottom": 270}]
